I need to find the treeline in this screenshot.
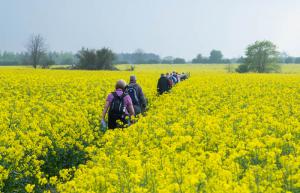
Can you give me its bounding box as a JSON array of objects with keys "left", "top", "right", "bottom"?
[
  {"left": 280, "top": 56, "right": 300, "bottom": 64},
  {"left": 191, "top": 50, "right": 230, "bottom": 64},
  {"left": 116, "top": 49, "right": 161, "bottom": 64},
  {"left": 114, "top": 49, "right": 230, "bottom": 64},
  {"left": 0, "top": 51, "right": 76, "bottom": 66},
  {"left": 0, "top": 52, "right": 27, "bottom": 65},
  {"left": 2, "top": 49, "right": 300, "bottom": 67},
  {"left": 2, "top": 34, "right": 300, "bottom": 71}
]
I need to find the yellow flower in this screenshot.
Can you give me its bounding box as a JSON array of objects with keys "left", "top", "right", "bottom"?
[
  {"left": 25, "top": 184, "right": 35, "bottom": 193},
  {"left": 1, "top": 65, "right": 300, "bottom": 192}
]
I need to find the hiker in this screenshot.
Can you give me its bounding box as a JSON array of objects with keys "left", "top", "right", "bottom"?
[
  {"left": 101, "top": 80, "right": 135, "bottom": 129},
  {"left": 172, "top": 72, "right": 178, "bottom": 84},
  {"left": 180, "top": 72, "right": 188, "bottom": 81},
  {"left": 157, "top": 73, "right": 171, "bottom": 95},
  {"left": 176, "top": 72, "right": 181, "bottom": 83},
  {"left": 166, "top": 72, "right": 174, "bottom": 87},
  {"left": 126, "top": 75, "right": 147, "bottom": 115}
]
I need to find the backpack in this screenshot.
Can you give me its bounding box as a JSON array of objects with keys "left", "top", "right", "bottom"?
[
  {"left": 109, "top": 92, "right": 126, "bottom": 117},
  {"left": 171, "top": 76, "right": 177, "bottom": 84},
  {"left": 127, "top": 84, "right": 140, "bottom": 105},
  {"left": 168, "top": 77, "right": 173, "bottom": 85}
]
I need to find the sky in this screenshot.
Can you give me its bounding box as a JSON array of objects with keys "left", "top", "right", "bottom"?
[{"left": 1, "top": 0, "right": 300, "bottom": 60}]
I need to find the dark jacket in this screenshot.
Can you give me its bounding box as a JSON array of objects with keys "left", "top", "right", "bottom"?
[
  {"left": 180, "top": 74, "right": 188, "bottom": 80},
  {"left": 127, "top": 83, "right": 147, "bottom": 114},
  {"left": 157, "top": 76, "right": 171, "bottom": 95}
]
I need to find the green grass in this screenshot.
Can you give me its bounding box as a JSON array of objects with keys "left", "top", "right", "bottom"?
[{"left": 280, "top": 64, "right": 300, "bottom": 74}]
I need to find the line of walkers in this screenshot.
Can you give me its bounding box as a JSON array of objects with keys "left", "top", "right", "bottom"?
[
  {"left": 101, "top": 72, "right": 190, "bottom": 130},
  {"left": 157, "top": 72, "right": 190, "bottom": 95}
]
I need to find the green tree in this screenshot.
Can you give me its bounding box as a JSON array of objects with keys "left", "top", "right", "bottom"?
[
  {"left": 209, "top": 50, "right": 223, "bottom": 63},
  {"left": 76, "top": 47, "right": 116, "bottom": 70},
  {"left": 192, "top": 54, "right": 206, "bottom": 63},
  {"left": 295, "top": 57, "right": 300, "bottom": 64},
  {"left": 40, "top": 54, "right": 55, "bottom": 69},
  {"left": 95, "top": 48, "right": 116, "bottom": 69},
  {"left": 285, "top": 56, "right": 294, "bottom": 64},
  {"left": 76, "top": 48, "right": 96, "bottom": 69},
  {"left": 173, "top": 58, "right": 186, "bottom": 64},
  {"left": 161, "top": 56, "right": 174, "bottom": 64},
  {"left": 236, "top": 40, "right": 280, "bottom": 73}
]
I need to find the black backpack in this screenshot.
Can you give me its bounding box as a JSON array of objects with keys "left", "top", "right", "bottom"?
[
  {"left": 127, "top": 85, "right": 139, "bottom": 105},
  {"left": 109, "top": 92, "right": 126, "bottom": 117}
]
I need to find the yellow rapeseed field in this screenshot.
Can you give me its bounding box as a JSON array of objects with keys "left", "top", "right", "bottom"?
[{"left": 0, "top": 65, "right": 300, "bottom": 193}]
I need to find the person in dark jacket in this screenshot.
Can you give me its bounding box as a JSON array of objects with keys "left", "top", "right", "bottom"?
[
  {"left": 157, "top": 74, "right": 171, "bottom": 95},
  {"left": 126, "top": 75, "right": 147, "bottom": 115}
]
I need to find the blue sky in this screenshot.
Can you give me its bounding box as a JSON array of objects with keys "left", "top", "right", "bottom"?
[{"left": 1, "top": 0, "right": 300, "bottom": 59}]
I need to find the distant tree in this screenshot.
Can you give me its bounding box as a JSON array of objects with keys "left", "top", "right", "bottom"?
[
  {"left": 76, "top": 47, "right": 116, "bottom": 70},
  {"left": 0, "top": 50, "right": 90, "bottom": 67},
  {"left": 173, "top": 58, "right": 186, "bottom": 64},
  {"left": 222, "top": 59, "right": 231, "bottom": 64},
  {"left": 236, "top": 40, "right": 280, "bottom": 73},
  {"left": 161, "top": 56, "right": 174, "bottom": 64},
  {"left": 209, "top": 50, "right": 223, "bottom": 63},
  {"left": 20, "top": 52, "right": 31, "bottom": 65},
  {"left": 192, "top": 54, "right": 204, "bottom": 63},
  {"left": 48, "top": 51, "right": 76, "bottom": 65},
  {"left": 146, "top": 59, "right": 160, "bottom": 64},
  {"left": 76, "top": 48, "right": 96, "bottom": 69},
  {"left": 285, "top": 56, "right": 294, "bottom": 64},
  {"left": 236, "top": 57, "right": 245, "bottom": 63},
  {"left": 133, "top": 49, "right": 144, "bottom": 64},
  {"left": 295, "top": 57, "right": 300, "bottom": 64},
  {"left": 40, "top": 56, "right": 55, "bottom": 69},
  {"left": 26, "top": 34, "right": 47, "bottom": 68},
  {"left": 113, "top": 60, "right": 129, "bottom": 64},
  {"left": 161, "top": 60, "right": 172, "bottom": 64},
  {"left": 235, "top": 63, "right": 249, "bottom": 73},
  {"left": 96, "top": 48, "right": 116, "bottom": 69},
  {"left": 115, "top": 51, "right": 160, "bottom": 64},
  {"left": 61, "top": 53, "right": 76, "bottom": 65},
  {"left": 133, "top": 49, "right": 143, "bottom": 53},
  {"left": 0, "top": 51, "right": 19, "bottom": 65},
  {"left": 279, "top": 52, "right": 289, "bottom": 63}
]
